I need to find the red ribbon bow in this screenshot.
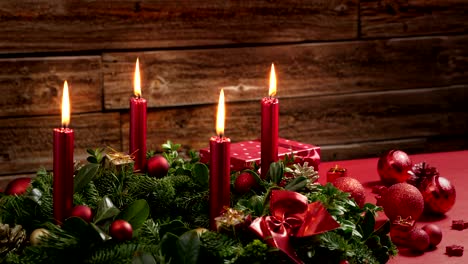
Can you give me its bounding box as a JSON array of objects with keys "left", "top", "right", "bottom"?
[{"left": 249, "top": 190, "right": 340, "bottom": 264}]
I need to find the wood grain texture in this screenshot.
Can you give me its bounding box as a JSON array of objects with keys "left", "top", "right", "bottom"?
[
  {"left": 0, "top": 0, "right": 357, "bottom": 54},
  {"left": 0, "top": 113, "right": 121, "bottom": 175},
  {"left": 120, "top": 85, "right": 468, "bottom": 156},
  {"left": 103, "top": 35, "right": 468, "bottom": 109},
  {"left": 361, "top": 0, "right": 468, "bottom": 38},
  {"left": 0, "top": 56, "right": 102, "bottom": 117},
  {"left": 320, "top": 136, "right": 468, "bottom": 162}
]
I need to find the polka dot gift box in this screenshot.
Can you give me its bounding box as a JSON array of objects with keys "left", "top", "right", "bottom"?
[{"left": 200, "top": 138, "right": 320, "bottom": 172}]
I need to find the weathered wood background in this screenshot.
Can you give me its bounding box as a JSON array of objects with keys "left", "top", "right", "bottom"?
[{"left": 1, "top": 0, "right": 467, "bottom": 188}]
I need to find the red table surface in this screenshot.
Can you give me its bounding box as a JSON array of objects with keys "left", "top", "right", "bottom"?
[{"left": 319, "top": 150, "right": 468, "bottom": 264}]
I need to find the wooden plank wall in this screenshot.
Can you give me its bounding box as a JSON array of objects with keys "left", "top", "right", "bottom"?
[{"left": 1, "top": 0, "right": 467, "bottom": 187}]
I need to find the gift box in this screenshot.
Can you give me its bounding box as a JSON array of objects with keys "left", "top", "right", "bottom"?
[{"left": 199, "top": 138, "right": 320, "bottom": 172}]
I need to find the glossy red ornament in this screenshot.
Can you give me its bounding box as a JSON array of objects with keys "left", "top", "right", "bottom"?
[
  {"left": 109, "top": 219, "right": 133, "bottom": 241},
  {"left": 333, "top": 177, "right": 366, "bottom": 207},
  {"left": 381, "top": 182, "right": 424, "bottom": 222},
  {"left": 422, "top": 224, "right": 443, "bottom": 247},
  {"left": 408, "top": 227, "right": 430, "bottom": 252},
  {"left": 146, "top": 155, "right": 169, "bottom": 178},
  {"left": 377, "top": 150, "right": 412, "bottom": 185},
  {"left": 420, "top": 175, "right": 456, "bottom": 215},
  {"left": 234, "top": 172, "right": 257, "bottom": 194},
  {"left": 5, "top": 177, "right": 31, "bottom": 195},
  {"left": 70, "top": 205, "right": 93, "bottom": 222}
]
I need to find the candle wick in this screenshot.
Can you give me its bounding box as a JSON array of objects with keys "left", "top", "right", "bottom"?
[{"left": 218, "top": 133, "right": 224, "bottom": 139}]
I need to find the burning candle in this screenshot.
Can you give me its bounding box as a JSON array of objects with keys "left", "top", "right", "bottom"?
[
  {"left": 53, "top": 81, "right": 74, "bottom": 224},
  {"left": 209, "top": 89, "right": 231, "bottom": 230},
  {"left": 260, "top": 63, "right": 279, "bottom": 179},
  {"left": 129, "top": 58, "right": 147, "bottom": 172}
]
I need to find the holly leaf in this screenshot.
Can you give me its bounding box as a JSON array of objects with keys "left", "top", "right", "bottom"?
[
  {"left": 268, "top": 162, "right": 284, "bottom": 185},
  {"left": 159, "top": 219, "right": 190, "bottom": 238},
  {"left": 74, "top": 163, "right": 100, "bottom": 193},
  {"left": 93, "top": 196, "right": 120, "bottom": 224},
  {"left": 360, "top": 211, "right": 376, "bottom": 240},
  {"left": 284, "top": 176, "right": 308, "bottom": 191},
  {"left": 191, "top": 163, "right": 209, "bottom": 188},
  {"left": 90, "top": 222, "right": 112, "bottom": 241},
  {"left": 132, "top": 253, "right": 157, "bottom": 264},
  {"left": 63, "top": 217, "right": 106, "bottom": 242},
  {"left": 116, "top": 199, "right": 150, "bottom": 230},
  {"left": 176, "top": 230, "right": 201, "bottom": 264}
]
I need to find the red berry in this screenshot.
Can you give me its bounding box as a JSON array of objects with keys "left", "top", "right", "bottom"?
[
  {"left": 147, "top": 155, "right": 169, "bottom": 178},
  {"left": 422, "top": 224, "right": 443, "bottom": 247},
  {"left": 109, "top": 219, "right": 133, "bottom": 241},
  {"left": 234, "top": 172, "right": 257, "bottom": 194},
  {"left": 5, "top": 177, "right": 31, "bottom": 195},
  {"left": 70, "top": 205, "right": 93, "bottom": 222}
]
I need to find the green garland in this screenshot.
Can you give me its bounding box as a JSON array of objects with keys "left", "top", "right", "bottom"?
[{"left": 0, "top": 141, "right": 397, "bottom": 264}]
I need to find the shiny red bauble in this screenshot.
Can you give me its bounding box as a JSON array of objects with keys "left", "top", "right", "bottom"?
[
  {"left": 109, "top": 219, "right": 133, "bottom": 241},
  {"left": 381, "top": 182, "right": 424, "bottom": 222},
  {"left": 70, "top": 205, "right": 93, "bottom": 222},
  {"left": 146, "top": 155, "right": 170, "bottom": 178},
  {"left": 422, "top": 224, "right": 443, "bottom": 247},
  {"left": 5, "top": 177, "right": 32, "bottom": 195},
  {"left": 420, "top": 175, "right": 456, "bottom": 215},
  {"left": 377, "top": 150, "right": 412, "bottom": 185},
  {"left": 408, "top": 227, "right": 430, "bottom": 252},
  {"left": 333, "top": 177, "right": 366, "bottom": 207}
]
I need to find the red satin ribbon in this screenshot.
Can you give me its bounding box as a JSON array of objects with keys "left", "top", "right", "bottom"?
[{"left": 249, "top": 190, "right": 340, "bottom": 264}]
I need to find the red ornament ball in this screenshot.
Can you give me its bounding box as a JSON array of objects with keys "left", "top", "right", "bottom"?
[
  {"left": 420, "top": 175, "right": 456, "bottom": 215},
  {"left": 408, "top": 227, "right": 430, "bottom": 252},
  {"left": 109, "top": 219, "right": 133, "bottom": 241},
  {"left": 147, "top": 155, "right": 169, "bottom": 178},
  {"left": 381, "top": 183, "right": 424, "bottom": 222},
  {"left": 377, "top": 150, "right": 412, "bottom": 185},
  {"left": 234, "top": 172, "right": 257, "bottom": 194},
  {"left": 333, "top": 177, "right": 366, "bottom": 208},
  {"left": 422, "top": 224, "right": 443, "bottom": 247},
  {"left": 70, "top": 205, "right": 93, "bottom": 222},
  {"left": 5, "top": 177, "right": 31, "bottom": 195}
]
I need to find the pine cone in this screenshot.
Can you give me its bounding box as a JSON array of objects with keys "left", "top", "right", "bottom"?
[
  {"left": 408, "top": 162, "right": 439, "bottom": 188},
  {"left": 291, "top": 162, "right": 319, "bottom": 183},
  {"left": 0, "top": 224, "right": 26, "bottom": 255}
]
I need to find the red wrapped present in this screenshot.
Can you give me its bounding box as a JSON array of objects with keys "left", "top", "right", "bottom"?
[{"left": 199, "top": 138, "right": 320, "bottom": 172}]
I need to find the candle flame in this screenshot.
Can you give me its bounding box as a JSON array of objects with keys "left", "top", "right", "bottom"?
[
  {"left": 269, "top": 63, "right": 277, "bottom": 97},
  {"left": 61, "top": 81, "right": 70, "bottom": 127},
  {"left": 134, "top": 58, "right": 141, "bottom": 97},
  {"left": 216, "top": 89, "right": 225, "bottom": 136}
]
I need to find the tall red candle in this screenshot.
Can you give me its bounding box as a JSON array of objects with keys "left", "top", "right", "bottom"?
[
  {"left": 129, "top": 58, "right": 147, "bottom": 172},
  {"left": 261, "top": 64, "right": 279, "bottom": 179},
  {"left": 209, "top": 89, "right": 231, "bottom": 230},
  {"left": 53, "top": 81, "right": 74, "bottom": 225}
]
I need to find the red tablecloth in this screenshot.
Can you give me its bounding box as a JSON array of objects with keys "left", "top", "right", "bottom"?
[{"left": 319, "top": 150, "right": 468, "bottom": 264}]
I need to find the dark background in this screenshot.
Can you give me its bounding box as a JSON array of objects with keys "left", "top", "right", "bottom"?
[{"left": 1, "top": 0, "right": 467, "bottom": 187}]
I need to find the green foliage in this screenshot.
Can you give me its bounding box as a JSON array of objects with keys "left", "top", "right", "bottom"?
[{"left": 0, "top": 145, "right": 397, "bottom": 264}]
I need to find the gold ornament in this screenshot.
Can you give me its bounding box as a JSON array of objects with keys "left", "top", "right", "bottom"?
[{"left": 30, "top": 228, "right": 49, "bottom": 246}]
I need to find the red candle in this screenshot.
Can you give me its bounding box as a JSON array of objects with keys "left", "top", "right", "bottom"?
[
  {"left": 53, "top": 81, "right": 74, "bottom": 225},
  {"left": 261, "top": 64, "right": 279, "bottom": 179},
  {"left": 209, "top": 89, "right": 231, "bottom": 230},
  {"left": 129, "top": 58, "right": 147, "bottom": 172}
]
